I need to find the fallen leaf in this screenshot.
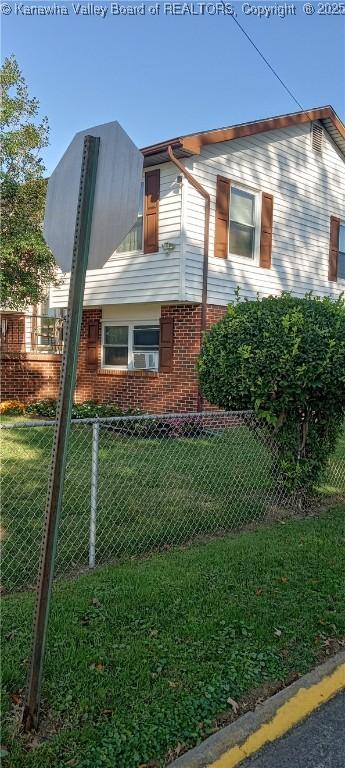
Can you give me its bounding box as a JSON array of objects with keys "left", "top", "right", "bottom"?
[
  {"left": 66, "top": 760, "right": 79, "bottom": 767},
  {"left": 149, "top": 629, "right": 159, "bottom": 637},
  {"left": 168, "top": 680, "right": 179, "bottom": 689},
  {"left": 91, "top": 597, "right": 102, "bottom": 608},
  {"left": 227, "top": 697, "right": 239, "bottom": 713},
  {"left": 274, "top": 628, "right": 282, "bottom": 637},
  {"left": 255, "top": 589, "right": 263, "bottom": 596},
  {"left": 10, "top": 692, "right": 22, "bottom": 706}
]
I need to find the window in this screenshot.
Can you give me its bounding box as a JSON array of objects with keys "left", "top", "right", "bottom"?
[
  {"left": 32, "top": 298, "right": 64, "bottom": 353},
  {"left": 338, "top": 223, "right": 345, "bottom": 280},
  {"left": 102, "top": 322, "right": 160, "bottom": 370},
  {"left": 103, "top": 326, "right": 128, "bottom": 366},
  {"left": 133, "top": 326, "right": 159, "bottom": 369},
  {"left": 229, "top": 186, "right": 258, "bottom": 260},
  {"left": 117, "top": 181, "right": 144, "bottom": 253}
]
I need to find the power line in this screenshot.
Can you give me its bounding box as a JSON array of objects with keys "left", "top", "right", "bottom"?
[{"left": 226, "top": 8, "right": 304, "bottom": 111}]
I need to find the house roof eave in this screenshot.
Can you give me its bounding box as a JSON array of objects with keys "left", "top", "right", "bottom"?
[{"left": 141, "top": 106, "right": 345, "bottom": 166}]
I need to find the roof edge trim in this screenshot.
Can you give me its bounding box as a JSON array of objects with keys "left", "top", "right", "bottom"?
[{"left": 141, "top": 106, "right": 345, "bottom": 161}]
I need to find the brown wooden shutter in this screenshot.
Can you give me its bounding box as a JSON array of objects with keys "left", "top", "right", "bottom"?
[
  {"left": 214, "top": 176, "right": 230, "bottom": 258},
  {"left": 159, "top": 317, "right": 174, "bottom": 373},
  {"left": 328, "top": 216, "right": 340, "bottom": 282},
  {"left": 87, "top": 320, "right": 99, "bottom": 369},
  {"left": 260, "top": 193, "right": 274, "bottom": 269},
  {"left": 144, "top": 169, "right": 160, "bottom": 254}
]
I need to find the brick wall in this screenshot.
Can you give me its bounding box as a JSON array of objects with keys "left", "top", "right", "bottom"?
[
  {"left": 0, "top": 313, "right": 26, "bottom": 353},
  {"left": 1, "top": 304, "right": 227, "bottom": 412},
  {"left": 1, "top": 352, "right": 62, "bottom": 402}
]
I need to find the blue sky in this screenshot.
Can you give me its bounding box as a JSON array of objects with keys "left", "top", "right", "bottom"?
[{"left": 2, "top": 1, "right": 344, "bottom": 174}]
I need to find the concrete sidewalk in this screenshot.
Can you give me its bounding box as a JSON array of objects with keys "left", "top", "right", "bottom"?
[{"left": 241, "top": 690, "right": 345, "bottom": 768}]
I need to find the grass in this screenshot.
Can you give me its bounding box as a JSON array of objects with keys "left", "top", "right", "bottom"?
[
  {"left": 319, "top": 427, "right": 345, "bottom": 494},
  {"left": 2, "top": 505, "right": 345, "bottom": 767},
  {"left": 1, "top": 421, "right": 286, "bottom": 592},
  {"left": 2, "top": 419, "right": 344, "bottom": 592}
]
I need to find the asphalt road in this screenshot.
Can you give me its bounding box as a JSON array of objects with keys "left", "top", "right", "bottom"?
[{"left": 242, "top": 691, "right": 345, "bottom": 768}]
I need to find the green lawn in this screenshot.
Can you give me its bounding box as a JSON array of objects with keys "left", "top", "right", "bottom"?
[
  {"left": 2, "top": 506, "right": 345, "bottom": 767},
  {"left": 2, "top": 420, "right": 344, "bottom": 593},
  {"left": 0, "top": 422, "right": 285, "bottom": 592}
]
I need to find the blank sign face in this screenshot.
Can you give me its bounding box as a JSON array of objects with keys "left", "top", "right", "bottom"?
[{"left": 44, "top": 121, "right": 143, "bottom": 272}]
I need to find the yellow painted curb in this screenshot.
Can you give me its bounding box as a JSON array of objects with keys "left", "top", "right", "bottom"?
[{"left": 210, "top": 663, "right": 345, "bottom": 768}]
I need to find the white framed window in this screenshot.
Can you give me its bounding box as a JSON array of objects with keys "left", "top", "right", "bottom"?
[
  {"left": 116, "top": 181, "right": 144, "bottom": 254},
  {"left": 30, "top": 298, "right": 64, "bottom": 353},
  {"left": 102, "top": 321, "right": 160, "bottom": 370},
  {"left": 338, "top": 223, "right": 345, "bottom": 280},
  {"left": 229, "top": 184, "right": 260, "bottom": 262}
]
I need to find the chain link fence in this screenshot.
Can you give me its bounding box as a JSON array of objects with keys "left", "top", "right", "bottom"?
[{"left": 1, "top": 411, "right": 344, "bottom": 593}]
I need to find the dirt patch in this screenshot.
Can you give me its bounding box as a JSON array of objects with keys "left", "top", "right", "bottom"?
[
  {"left": 4, "top": 693, "right": 65, "bottom": 753},
  {"left": 316, "top": 635, "right": 345, "bottom": 663}
]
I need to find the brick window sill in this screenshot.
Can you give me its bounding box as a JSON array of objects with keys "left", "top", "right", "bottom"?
[{"left": 97, "top": 368, "right": 160, "bottom": 378}]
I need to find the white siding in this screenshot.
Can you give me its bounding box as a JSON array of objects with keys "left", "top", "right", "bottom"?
[
  {"left": 101, "top": 303, "right": 161, "bottom": 322},
  {"left": 50, "top": 124, "right": 345, "bottom": 310},
  {"left": 183, "top": 123, "right": 345, "bottom": 305},
  {"left": 50, "top": 164, "right": 183, "bottom": 308}
]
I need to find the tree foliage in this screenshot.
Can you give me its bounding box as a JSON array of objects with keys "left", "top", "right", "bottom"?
[
  {"left": 0, "top": 55, "right": 58, "bottom": 309},
  {"left": 198, "top": 293, "right": 345, "bottom": 494}
]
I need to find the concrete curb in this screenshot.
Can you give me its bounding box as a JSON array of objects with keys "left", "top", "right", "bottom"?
[{"left": 170, "top": 651, "right": 345, "bottom": 768}]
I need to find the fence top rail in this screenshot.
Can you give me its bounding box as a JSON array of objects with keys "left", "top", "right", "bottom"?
[{"left": 0, "top": 410, "right": 254, "bottom": 429}]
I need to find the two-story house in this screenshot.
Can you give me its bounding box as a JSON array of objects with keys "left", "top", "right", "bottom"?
[{"left": 2, "top": 106, "right": 345, "bottom": 412}]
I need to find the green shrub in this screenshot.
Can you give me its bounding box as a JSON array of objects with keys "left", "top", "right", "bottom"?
[
  {"left": 26, "top": 398, "right": 57, "bottom": 418},
  {"left": 105, "top": 416, "right": 206, "bottom": 439},
  {"left": 26, "top": 399, "right": 138, "bottom": 419},
  {"left": 198, "top": 293, "right": 345, "bottom": 494},
  {"left": 71, "top": 400, "right": 133, "bottom": 419}
]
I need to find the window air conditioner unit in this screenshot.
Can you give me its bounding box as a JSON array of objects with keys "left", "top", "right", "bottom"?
[{"left": 133, "top": 352, "right": 158, "bottom": 370}]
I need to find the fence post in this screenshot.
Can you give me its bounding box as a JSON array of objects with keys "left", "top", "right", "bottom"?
[{"left": 89, "top": 421, "right": 99, "bottom": 568}]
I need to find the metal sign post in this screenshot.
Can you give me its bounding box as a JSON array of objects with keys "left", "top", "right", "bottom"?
[{"left": 22, "top": 135, "right": 100, "bottom": 732}]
